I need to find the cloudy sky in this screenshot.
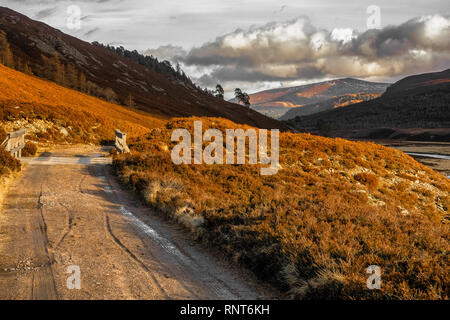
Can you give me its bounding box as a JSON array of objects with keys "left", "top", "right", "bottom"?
[{"left": 3, "top": 0, "right": 450, "bottom": 97}]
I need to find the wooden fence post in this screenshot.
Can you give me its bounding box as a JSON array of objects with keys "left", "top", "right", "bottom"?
[
  {"left": 1, "top": 129, "right": 26, "bottom": 159},
  {"left": 115, "top": 129, "right": 130, "bottom": 154}
]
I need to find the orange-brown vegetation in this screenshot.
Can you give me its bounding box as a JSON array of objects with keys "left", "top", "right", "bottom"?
[
  {"left": 423, "top": 78, "right": 450, "bottom": 86},
  {"left": 296, "top": 83, "right": 334, "bottom": 98},
  {"left": 249, "top": 89, "right": 291, "bottom": 104},
  {"left": 354, "top": 173, "right": 379, "bottom": 190},
  {"left": 0, "top": 64, "right": 164, "bottom": 143},
  {"left": 0, "top": 30, "right": 13, "bottom": 69},
  {"left": 0, "top": 127, "right": 6, "bottom": 142},
  {"left": 21, "top": 141, "right": 37, "bottom": 157},
  {"left": 0, "top": 145, "right": 21, "bottom": 177},
  {"left": 0, "top": 8, "right": 286, "bottom": 131},
  {"left": 113, "top": 117, "right": 449, "bottom": 300},
  {"left": 259, "top": 101, "right": 303, "bottom": 108},
  {"left": 333, "top": 93, "right": 382, "bottom": 108}
]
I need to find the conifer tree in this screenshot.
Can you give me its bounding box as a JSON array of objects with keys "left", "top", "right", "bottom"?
[
  {"left": 0, "top": 31, "right": 14, "bottom": 67},
  {"left": 127, "top": 94, "right": 136, "bottom": 108}
]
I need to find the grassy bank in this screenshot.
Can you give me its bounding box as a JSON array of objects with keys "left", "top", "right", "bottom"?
[
  {"left": 0, "top": 129, "right": 22, "bottom": 208},
  {"left": 112, "top": 117, "right": 449, "bottom": 300},
  {"left": 0, "top": 64, "right": 164, "bottom": 144}
]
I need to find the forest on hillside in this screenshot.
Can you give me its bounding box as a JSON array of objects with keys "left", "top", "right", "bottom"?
[
  {"left": 288, "top": 90, "right": 450, "bottom": 131},
  {"left": 0, "top": 30, "right": 215, "bottom": 108}
]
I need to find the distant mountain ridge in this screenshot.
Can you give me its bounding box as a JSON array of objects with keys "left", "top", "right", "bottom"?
[
  {"left": 0, "top": 6, "right": 287, "bottom": 131},
  {"left": 280, "top": 91, "right": 383, "bottom": 120},
  {"left": 243, "top": 78, "right": 390, "bottom": 119},
  {"left": 286, "top": 69, "right": 450, "bottom": 137},
  {"left": 384, "top": 69, "right": 450, "bottom": 96}
]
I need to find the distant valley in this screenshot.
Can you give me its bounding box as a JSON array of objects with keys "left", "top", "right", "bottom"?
[
  {"left": 286, "top": 69, "right": 450, "bottom": 141},
  {"left": 240, "top": 78, "right": 389, "bottom": 119}
]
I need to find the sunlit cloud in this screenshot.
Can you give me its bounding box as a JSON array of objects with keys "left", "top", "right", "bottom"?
[{"left": 181, "top": 14, "right": 450, "bottom": 93}]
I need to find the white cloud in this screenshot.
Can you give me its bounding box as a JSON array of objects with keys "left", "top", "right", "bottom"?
[
  {"left": 184, "top": 14, "right": 450, "bottom": 92},
  {"left": 331, "top": 28, "right": 356, "bottom": 44},
  {"left": 422, "top": 14, "right": 450, "bottom": 38},
  {"left": 3, "top": 0, "right": 449, "bottom": 94}
]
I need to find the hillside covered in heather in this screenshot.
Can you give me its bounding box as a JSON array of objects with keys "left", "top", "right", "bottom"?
[
  {"left": 113, "top": 117, "right": 449, "bottom": 299},
  {"left": 0, "top": 6, "right": 287, "bottom": 131}
]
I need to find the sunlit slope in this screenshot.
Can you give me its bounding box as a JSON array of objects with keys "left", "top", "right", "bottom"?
[
  {"left": 0, "top": 7, "right": 288, "bottom": 131},
  {"left": 244, "top": 78, "right": 389, "bottom": 119},
  {"left": 114, "top": 117, "right": 449, "bottom": 299},
  {"left": 0, "top": 64, "right": 164, "bottom": 142}
]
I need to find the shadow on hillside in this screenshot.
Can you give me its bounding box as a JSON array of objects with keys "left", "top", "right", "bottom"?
[
  {"left": 38, "top": 152, "right": 52, "bottom": 157},
  {"left": 79, "top": 164, "right": 143, "bottom": 215}
]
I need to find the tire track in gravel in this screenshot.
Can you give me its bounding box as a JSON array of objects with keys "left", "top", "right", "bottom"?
[
  {"left": 79, "top": 165, "right": 171, "bottom": 299},
  {"left": 1, "top": 146, "right": 266, "bottom": 300},
  {"left": 52, "top": 202, "right": 74, "bottom": 249},
  {"left": 94, "top": 165, "right": 204, "bottom": 299},
  {"left": 103, "top": 214, "right": 169, "bottom": 299},
  {"left": 100, "top": 165, "right": 246, "bottom": 300},
  {"left": 89, "top": 165, "right": 216, "bottom": 299},
  {"left": 30, "top": 181, "right": 58, "bottom": 300}
]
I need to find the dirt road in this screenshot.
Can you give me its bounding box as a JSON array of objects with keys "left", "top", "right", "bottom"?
[{"left": 0, "top": 146, "right": 267, "bottom": 300}]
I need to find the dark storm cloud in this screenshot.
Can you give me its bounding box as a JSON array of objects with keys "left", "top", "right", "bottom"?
[
  {"left": 208, "top": 65, "right": 324, "bottom": 83},
  {"left": 183, "top": 15, "right": 450, "bottom": 84},
  {"left": 34, "top": 6, "right": 57, "bottom": 19},
  {"left": 3, "top": 0, "right": 449, "bottom": 94},
  {"left": 83, "top": 27, "right": 100, "bottom": 37}
]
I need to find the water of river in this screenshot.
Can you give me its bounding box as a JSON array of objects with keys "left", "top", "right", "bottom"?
[
  {"left": 406, "top": 152, "right": 450, "bottom": 160},
  {"left": 405, "top": 152, "right": 450, "bottom": 178}
]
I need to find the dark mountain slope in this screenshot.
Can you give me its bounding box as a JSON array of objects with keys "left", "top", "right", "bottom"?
[
  {"left": 0, "top": 7, "right": 287, "bottom": 130},
  {"left": 384, "top": 69, "right": 450, "bottom": 96},
  {"left": 287, "top": 69, "right": 450, "bottom": 133}
]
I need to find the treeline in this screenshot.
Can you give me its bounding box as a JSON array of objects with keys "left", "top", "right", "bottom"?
[
  {"left": 0, "top": 31, "right": 120, "bottom": 104},
  {"left": 0, "top": 30, "right": 32, "bottom": 76},
  {"left": 0, "top": 31, "right": 246, "bottom": 109},
  {"left": 40, "top": 53, "right": 119, "bottom": 103},
  {"left": 288, "top": 89, "right": 450, "bottom": 131},
  {"left": 92, "top": 42, "right": 194, "bottom": 87},
  {"left": 91, "top": 41, "right": 230, "bottom": 100}
]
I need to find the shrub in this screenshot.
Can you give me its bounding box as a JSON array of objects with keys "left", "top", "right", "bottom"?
[
  {"left": 21, "top": 141, "right": 37, "bottom": 157},
  {"left": 0, "top": 146, "right": 21, "bottom": 177},
  {"left": 36, "top": 131, "right": 51, "bottom": 140},
  {"left": 354, "top": 173, "right": 379, "bottom": 190},
  {"left": 109, "top": 148, "right": 118, "bottom": 156},
  {"left": 0, "top": 127, "right": 6, "bottom": 142}
]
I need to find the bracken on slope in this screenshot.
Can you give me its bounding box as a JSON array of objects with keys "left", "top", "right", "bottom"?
[
  {"left": 113, "top": 117, "right": 449, "bottom": 300},
  {"left": 0, "top": 63, "right": 164, "bottom": 143}
]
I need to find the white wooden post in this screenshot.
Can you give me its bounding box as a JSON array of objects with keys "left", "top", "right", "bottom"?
[
  {"left": 115, "top": 129, "right": 130, "bottom": 154},
  {"left": 3, "top": 129, "right": 26, "bottom": 159}
]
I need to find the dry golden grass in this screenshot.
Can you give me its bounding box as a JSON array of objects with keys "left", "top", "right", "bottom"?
[
  {"left": 113, "top": 117, "right": 449, "bottom": 300},
  {"left": 296, "top": 82, "right": 334, "bottom": 98},
  {"left": 0, "top": 64, "right": 164, "bottom": 143},
  {"left": 0, "top": 145, "right": 21, "bottom": 178},
  {"left": 21, "top": 141, "right": 37, "bottom": 157}
]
